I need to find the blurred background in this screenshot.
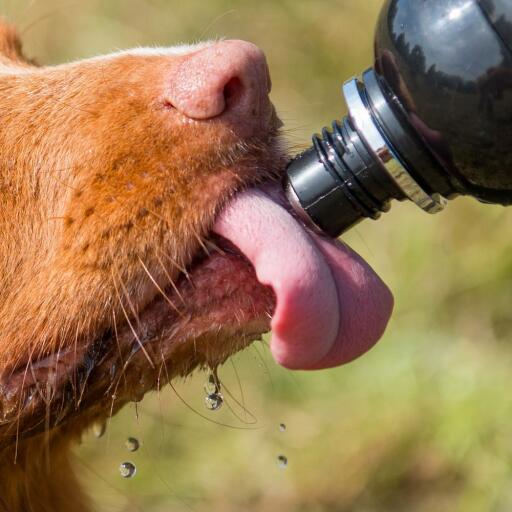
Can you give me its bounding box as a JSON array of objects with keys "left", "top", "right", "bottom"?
[{"left": 4, "top": 0, "right": 512, "bottom": 510}]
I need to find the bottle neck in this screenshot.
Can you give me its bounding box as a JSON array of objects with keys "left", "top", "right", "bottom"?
[{"left": 285, "top": 68, "right": 449, "bottom": 237}]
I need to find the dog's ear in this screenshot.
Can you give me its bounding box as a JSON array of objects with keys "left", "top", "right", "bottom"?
[{"left": 0, "top": 22, "right": 33, "bottom": 66}]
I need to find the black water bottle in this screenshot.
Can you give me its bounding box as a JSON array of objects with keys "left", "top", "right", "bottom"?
[{"left": 286, "top": 0, "right": 512, "bottom": 237}]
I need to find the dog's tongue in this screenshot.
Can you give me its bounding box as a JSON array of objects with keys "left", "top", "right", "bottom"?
[
  {"left": 214, "top": 185, "right": 392, "bottom": 370},
  {"left": 212, "top": 185, "right": 341, "bottom": 369},
  {"left": 214, "top": 186, "right": 339, "bottom": 369}
]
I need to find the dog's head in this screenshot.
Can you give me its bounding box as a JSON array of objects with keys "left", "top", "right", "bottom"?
[{"left": 0, "top": 22, "right": 393, "bottom": 448}]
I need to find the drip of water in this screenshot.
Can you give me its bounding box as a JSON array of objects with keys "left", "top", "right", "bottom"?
[
  {"left": 131, "top": 389, "right": 145, "bottom": 403},
  {"left": 119, "top": 461, "right": 137, "bottom": 478},
  {"left": 92, "top": 420, "right": 107, "bottom": 439},
  {"left": 204, "top": 374, "right": 217, "bottom": 394},
  {"left": 205, "top": 392, "right": 223, "bottom": 411},
  {"left": 277, "top": 455, "right": 288, "bottom": 469},
  {"left": 279, "top": 423, "right": 286, "bottom": 432},
  {"left": 204, "top": 368, "right": 223, "bottom": 411},
  {"left": 125, "top": 437, "right": 140, "bottom": 452}
]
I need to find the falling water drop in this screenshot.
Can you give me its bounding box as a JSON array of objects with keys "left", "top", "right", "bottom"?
[
  {"left": 119, "top": 461, "right": 137, "bottom": 478},
  {"left": 92, "top": 421, "right": 107, "bottom": 439},
  {"left": 204, "top": 369, "right": 223, "bottom": 411},
  {"left": 205, "top": 392, "right": 224, "bottom": 411},
  {"left": 279, "top": 423, "right": 286, "bottom": 432},
  {"left": 125, "top": 437, "right": 140, "bottom": 452},
  {"left": 277, "top": 455, "right": 288, "bottom": 469},
  {"left": 204, "top": 373, "right": 217, "bottom": 394}
]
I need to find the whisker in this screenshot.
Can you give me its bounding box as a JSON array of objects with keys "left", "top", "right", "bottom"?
[
  {"left": 111, "top": 270, "right": 155, "bottom": 369},
  {"left": 158, "top": 251, "right": 191, "bottom": 284},
  {"left": 251, "top": 342, "right": 275, "bottom": 390},
  {"left": 74, "top": 456, "right": 146, "bottom": 512},
  {"left": 229, "top": 358, "right": 249, "bottom": 422},
  {"left": 71, "top": 323, "right": 80, "bottom": 406},
  {"left": 43, "top": 380, "right": 51, "bottom": 473},
  {"left": 198, "top": 10, "right": 236, "bottom": 40},
  {"left": 215, "top": 364, "right": 257, "bottom": 425},
  {"left": 191, "top": 230, "right": 214, "bottom": 263},
  {"left": 155, "top": 252, "right": 186, "bottom": 305},
  {"left": 168, "top": 381, "right": 261, "bottom": 431},
  {"left": 45, "top": 170, "right": 82, "bottom": 193},
  {"left": 220, "top": 390, "right": 256, "bottom": 425},
  {"left": 20, "top": 0, "right": 82, "bottom": 36},
  {"left": 28, "top": 359, "right": 49, "bottom": 407},
  {"left": 113, "top": 266, "right": 142, "bottom": 329},
  {"left": 137, "top": 256, "right": 184, "bottom": 318},
  {"left": 105, "top": 308, "right": 127, "bottom": 396},
  {"left": 205, "top": 239, "right": 226, "bottom": 256},
  {"left": 159, "top": 353, "right": 257, "bottom": 430}
]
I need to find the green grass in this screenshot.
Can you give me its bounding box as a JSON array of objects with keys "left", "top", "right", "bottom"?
[{"left": 4, "top": 0, "right": 512, "bottom": 509}]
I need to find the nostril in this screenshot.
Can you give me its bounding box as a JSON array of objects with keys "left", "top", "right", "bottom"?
[
  {"left": 223, "top": 77, "right": 244, "bottom": 109},
  {"left": 166, "top": 40, "right": 271, "bottom": 123}
]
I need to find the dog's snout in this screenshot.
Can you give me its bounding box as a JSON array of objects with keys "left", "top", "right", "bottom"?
[{"left": 166, "top": 40, "right": 273, "bottom": 133}]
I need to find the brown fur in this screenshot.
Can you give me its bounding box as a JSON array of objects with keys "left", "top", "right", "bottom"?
[{"left": 0, "top": 22, "right": 283, "bottom": 511}]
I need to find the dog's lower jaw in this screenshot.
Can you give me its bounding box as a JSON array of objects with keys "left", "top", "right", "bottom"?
[
  {"left": 0, "top": 247, "right": 275, "bottom": 447},
  {"left": 0, "top": 246, "right": 275, "bottom": 512}
]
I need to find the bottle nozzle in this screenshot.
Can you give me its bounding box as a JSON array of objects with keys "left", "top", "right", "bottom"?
[{"left": 285, "top": 69, "right": 447, "bottom": 238}]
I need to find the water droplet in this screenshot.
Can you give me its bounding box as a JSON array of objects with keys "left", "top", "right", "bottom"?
[
  {"left": 125, "top": 437, "right": 140, "bottom": 452},
  {"left": 205, "top": 392, "right": 223, "bottom": 411},
  {"left": 277, "top": 455, "right": 288, "bottom": 469},
  {"left": 204, "top": 369, "right": 223, "bottom": 411},
  {"left": 279, "top": 423, "right": 286, "bottom": 432},
  {"left": 92, "top": 421, "right": 107, "bottom": 439},
  {"left": 204, "top": 373, "right": 217, "bottom": 394},
  {"left": 119, "top": 461, "right": 137, "bottom": 478}
]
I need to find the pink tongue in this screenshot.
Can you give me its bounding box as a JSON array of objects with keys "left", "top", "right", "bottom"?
[{"left": 213, "top": 186, "right": 392, "bottom": 370}]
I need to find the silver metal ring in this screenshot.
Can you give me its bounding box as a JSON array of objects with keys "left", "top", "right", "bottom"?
[
  {"left": 284, "top": 180, "right": 327, "bottom": 235},
  {"left": 343, "top": 78, "right": 447, "bottom": 214}
]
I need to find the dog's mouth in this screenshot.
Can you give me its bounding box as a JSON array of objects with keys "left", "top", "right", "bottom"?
[{"left": 0, "top": 160, "right": 387, "bottom": 444}]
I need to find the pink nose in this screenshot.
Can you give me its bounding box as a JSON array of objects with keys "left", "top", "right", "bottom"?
[{"left": 167, "top": 40, "right": 272, "bottom": 128}]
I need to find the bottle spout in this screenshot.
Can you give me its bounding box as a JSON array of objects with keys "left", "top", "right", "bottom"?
[{"left": 284, "top": 69, "right": 448, "bottom": 238}]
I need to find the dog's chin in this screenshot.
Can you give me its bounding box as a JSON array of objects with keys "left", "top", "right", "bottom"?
[{"left": 0, "top": 212, "right": 278, "bottom": 447}]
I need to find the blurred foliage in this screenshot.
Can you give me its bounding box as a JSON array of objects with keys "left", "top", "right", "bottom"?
[{"left": 4, "top": 0, "right": 512, "bottom": 510}]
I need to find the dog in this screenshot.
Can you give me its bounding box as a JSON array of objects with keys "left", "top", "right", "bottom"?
[{"left": 0, "top": 22, "right": 393, "bottom": 511}]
